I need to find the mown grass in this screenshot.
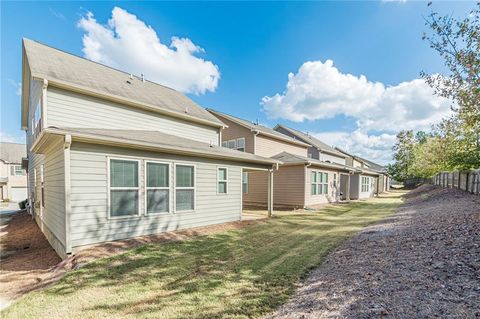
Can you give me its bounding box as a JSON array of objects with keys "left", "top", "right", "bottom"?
[{"left": 3, "top": 191, "right": 405, "bottom": 319}]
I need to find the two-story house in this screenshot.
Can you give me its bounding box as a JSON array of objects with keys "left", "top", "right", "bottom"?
[
  {"left": 0, "top": 142, "right": 27, "bottom": 202},
  {"left": 21, "top": 39, "right": 279, "bottom": 258},
  {"left": 208, "top": 110, "right": 357, "bottom": 208}
]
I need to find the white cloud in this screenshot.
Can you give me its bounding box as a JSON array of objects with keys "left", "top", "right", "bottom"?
[
  {"left": 262, "top": 59, "right": 452, "bottom": 164},
  {"left": 78, "top": 7, "right": 220, "bottom": 94},
  {"left": 262, "top": 60, "right": 451, "bottom": 133},
  {"left": 7, "top": 79, "right": 21, "bottom": 96},
  {"left": 314, "top": 130, "right": 396, "bottom": 165},
  {"left": 0, "top": 131, "right": 25, "bottom": 144}
]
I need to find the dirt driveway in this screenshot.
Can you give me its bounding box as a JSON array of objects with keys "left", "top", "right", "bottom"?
[{"left": 269, "top": 185, "right": 480, "bottom": 318}]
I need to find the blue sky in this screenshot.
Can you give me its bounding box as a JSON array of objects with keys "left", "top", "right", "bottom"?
[{"left": 1, "top": 1, "right": 474, "bottom": 163}]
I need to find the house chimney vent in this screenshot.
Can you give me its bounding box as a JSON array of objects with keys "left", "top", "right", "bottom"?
[{"left": 141, "top": 73, "right": 145, "bottom": 82}]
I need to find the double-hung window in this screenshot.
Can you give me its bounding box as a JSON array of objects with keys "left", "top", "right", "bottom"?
[
  {"left": 11, "top": 165, "right": 25, "bottom": 176},
  {"left": 236, "top": 138, "right": 245, "bottom": 152},
  {"left": 218, "top": 167, "right": 228, "bottom": 194},
  {"left": 146, "top": 162, "right": 170, "bottom": 214},
  {"left": 333, "top": 174, "right": 337, "bottom": 187},
  {"left": 175, "top": 164, "right": 195, "bottom": 212},
  {"left": 361, "top": 177, "right": 370, "bottom": 192},
  {"left": 109, "top": 159, "right": 139, "bottom": 217},
  {"left": 321, "top": 172, "right": 328, "bottom": 195},
  {"left": 311, "top": 171, "right": 317, "bottom": 195},
  {"left": 312, "top": 171, "right": 328, "bottom": 195},
  {"left": 227, "top": 140, "right": 236, "bottom": 149},
  {"left": 242, "top": 172, "right": 248, "bottom": 194}
]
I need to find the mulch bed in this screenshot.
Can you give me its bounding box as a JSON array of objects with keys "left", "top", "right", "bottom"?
[{"left": 269, "top": 185, "right": 480, "bottom": 318}]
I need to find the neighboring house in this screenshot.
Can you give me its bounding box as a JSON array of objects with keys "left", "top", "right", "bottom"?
[
  {"left": 352, "top": 155, "right": 391, "bottom": 193},
  {"left": 274, "top": 124, "right": 348, "bottom": 165},
  {"left": 334, "top": 148, "right": 383, "bottom": 200},
  {"left": 0, "top": 142, "right": 28, "bottom": 201},
  {"left": 207, "top": 110, "right": 356, "bottom": 208},
  {"left": 21, "top": 39, "right": 279, "bottom": 258}
]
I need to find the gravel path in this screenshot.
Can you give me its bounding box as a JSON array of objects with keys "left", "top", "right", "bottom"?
[{"left": 269, "top": 185, "right": 480, "bottom": 318}]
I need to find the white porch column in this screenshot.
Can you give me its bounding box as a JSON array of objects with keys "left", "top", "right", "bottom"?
[
  {"left": 346, "top": 174, "right": 351, "bottom": 201},
  {"left": 267, "top": 169, "right": 273, "bottom": 217}
]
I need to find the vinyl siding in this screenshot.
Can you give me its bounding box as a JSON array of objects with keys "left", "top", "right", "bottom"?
[
  {"left": 68, "top": 142, "right": 265, "bottom": 250},
  {"left": 319, "top": 153, "right": 346, "bottom": 165},
  {"left": 255, "top": 135, "right": 307, "bottom": 158},
  {"left": 243, "top": 166, "right": 305, "bottom": 208},
  {"left": 242, "top": 171, "right": 268, "bottom": 207},
  {"left": 304, "top": 167, "right": 341, "bottom": 206},
  {"left": 351, "top": 174, "right": 376, "bottom": 199},
  {"left": 217, "top": 117, "right": 255, "bottom": 153},
  {"left": 47, "top": 87, "right": 220, "bottom": 145},
  {"left": 42, "top": 140, "right": 66, "bottom": 246},
  {"left": 272, "top": 165, "right": 305, "bottom": 208}
]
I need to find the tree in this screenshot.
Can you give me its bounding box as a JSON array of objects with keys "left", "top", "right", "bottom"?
[
  {"left": 388, "top": 130, "right": 416, "bottom": 182},
  {"left": 421, "top": 2, "right": 480, "bottom": 170}
]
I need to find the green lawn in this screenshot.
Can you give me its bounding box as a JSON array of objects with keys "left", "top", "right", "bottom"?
[{"left": 3, "top": 191, "right": 405, "bottom": 319}]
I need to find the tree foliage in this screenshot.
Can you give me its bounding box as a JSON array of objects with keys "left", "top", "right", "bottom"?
[{"left": 389, "top": 3, "right": 480, "bottom": 181}]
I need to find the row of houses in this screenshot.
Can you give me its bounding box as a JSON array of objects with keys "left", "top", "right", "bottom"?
[{"left": 20, "top": 39, "right": 389, "bottom": 258}]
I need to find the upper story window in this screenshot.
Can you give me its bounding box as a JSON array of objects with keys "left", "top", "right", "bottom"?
[
  {"left": 11, "top": 165, "right": 26, "bottom": 176},
  {"left": 32, "top": 100, "right": 41, "bottom": 135},
  {"left": 222, "top": 138, "right": 246, "bottom": 152}
]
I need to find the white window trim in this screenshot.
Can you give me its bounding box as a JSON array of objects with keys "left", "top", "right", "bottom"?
[
  {"left": 144, "top": 160, "right": 172, "bottom": 216},
  {"left": 217, "top": 167, "right": 228, "bottom": 195},
  {"left": 311, "top": 171, "right": 317, "bottom": 195},
  {"left": 11, "top": 165, "right": 25, "bottom": 176},
  {"left": 174, "top": 163, "right": 196, "bottom": 214},
  {"left": 312, "top": 171, "right": 329, "bottom": 196},
  {"left": 236, "top": 138, "right": 245, "bottom": 152},
  {"left": 242, "top": 171, "right": 249, "bottom": 195},
  {"left": 107, "top": 157, "right": 141, "bottom": 220},
  {"left": 361, "top": 176, "right": 371, "bottom": 192}
]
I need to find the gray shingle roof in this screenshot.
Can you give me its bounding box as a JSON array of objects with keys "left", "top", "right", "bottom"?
[
  {"left": 0, "top": 142, "right": 26, "bottom": 164},
  {"left": 271, "top": 152, "right": 357, "bottom": 172},
  {"left": 23, "top": 39, "right": 224, "bottom": 127},
  {"left": 42, "top": 127, "right": 280, "bottom": 165},
  {"left": 207, "top": 109, "right": 310, "bottom": 147},
  {"left": 273, "top": 124, "right": 346, "bottom": 157}
]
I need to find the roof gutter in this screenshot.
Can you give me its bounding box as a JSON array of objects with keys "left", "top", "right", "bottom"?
[
  {"left": 31, "top": 75, "right": 227, "bottom": 130},
  {"left": 34, "top": 128, "right": 281, "bottom": 166}
]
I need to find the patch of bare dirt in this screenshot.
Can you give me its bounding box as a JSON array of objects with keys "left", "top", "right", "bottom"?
[
  {"left": 269, "top": 185, "right": 480, "bottom": 318},
  {"left": 0, "top": 211, "right": 62, "bottom": 308}
]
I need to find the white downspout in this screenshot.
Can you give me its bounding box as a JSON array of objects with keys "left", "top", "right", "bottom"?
[{"left": 64, "top": 134, "right": 72, "bottom": 255}]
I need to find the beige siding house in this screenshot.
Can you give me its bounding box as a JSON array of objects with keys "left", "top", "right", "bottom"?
[
  {"left": 0, "top": 142, "right": 28, "bottom": 201},
  {"left": 207, "top": 110, "right": 356, "bottom": 208},
  {"left": 334, "top": 148, "right": 386, "bottom": 199},
  {"left": 21, "top": 39, "right": 279, "bottom": 258}
]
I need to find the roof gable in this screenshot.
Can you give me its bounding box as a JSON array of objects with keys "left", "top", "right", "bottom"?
[
  {"left": 273, "top": 124, "right": 346, "bottom": 158},
  {"left": 0, "top": 142, "right": 26, "bottom": 164},
  {"left": 22, "top": 39, "right": 224, "bottom": 129},
  {"left": 207, "top": 109, "right": 310, "bottom": 147}
]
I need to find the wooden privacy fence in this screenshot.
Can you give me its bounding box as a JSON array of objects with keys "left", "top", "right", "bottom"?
[{"left": 432, "top": 169, "right": 480, "bottom": 195}]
